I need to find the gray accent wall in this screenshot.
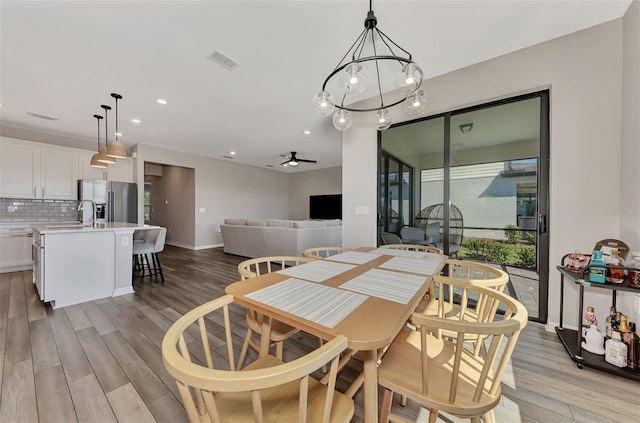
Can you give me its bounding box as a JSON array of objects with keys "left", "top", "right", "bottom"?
[
  {"left": 147, "top": 166, "right": 196, "bottom": 248},
  {"left": 288, "top": 167, "right": 342, "bottom": 220},
  {"left": 133, "top": 143, "right": 291, "bottom": 249}
]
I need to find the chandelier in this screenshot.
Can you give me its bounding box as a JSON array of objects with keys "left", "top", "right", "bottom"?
[{"left": 313, "top": 0, "right": 428, "bottom": 131}]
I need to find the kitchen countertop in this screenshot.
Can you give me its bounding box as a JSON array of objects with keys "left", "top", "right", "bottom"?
[{"left": 32, "top": 222, "right": 155, "bottom": 234}]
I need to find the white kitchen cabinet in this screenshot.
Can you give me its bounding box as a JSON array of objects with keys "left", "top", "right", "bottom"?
[
  {"left": 0, "top": 138, "right": 77, "bottom": 200},
  {"left": 0, "top": 139, "right": 39, "bottom": 198},
  {"left": 41, "top": 147, "right": 77, "bottom": 199},
  {"left": 0, "top": 231, "right": 32, "bottom": 272}
]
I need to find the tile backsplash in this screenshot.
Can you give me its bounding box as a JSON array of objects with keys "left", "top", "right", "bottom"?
[{"left": 0, "top": 198, "right": 78, "bottom": 222}]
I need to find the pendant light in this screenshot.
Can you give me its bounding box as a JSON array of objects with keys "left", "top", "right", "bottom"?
[
  {"left": 89, "top": 114, "right": 107, "bottom": 168},
  {"left": 313, "top": 0, "right": 427, "bottom": 131},
  {"left": 97, "top": 105, "right": 116, "bottom": 164},
  {"left": 106, "top": 93, "right": 128, "bottom": 159}
]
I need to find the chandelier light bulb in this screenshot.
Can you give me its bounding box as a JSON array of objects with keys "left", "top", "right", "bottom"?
[
  {"left": 313, "top": 90, "right": 335, "bottom": 117},
  {"left": 333, "top": 109, "right": 353, "bottom": 131},
  {"left": 342, "top": 63, "right": 366, "bottom": 95},
  {"left": 404, "top": 90, "right": 427, "bottom": 116},
  {"left": 398, "top": 63, "right": 423, "bottom": 95},
  {"left": 373, "top": 109, "right": 392, "bottom": 130}
]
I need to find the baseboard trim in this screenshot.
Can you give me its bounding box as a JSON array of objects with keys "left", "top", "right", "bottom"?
[
  {"left": 113, "top": 287, "right": 135, "bottom": 297},
  {"left": 194, "top": 243, "right": 223, "bottom": 250},
  {"left": 166, "top": 241, "right": 223, "bottom": 250}
]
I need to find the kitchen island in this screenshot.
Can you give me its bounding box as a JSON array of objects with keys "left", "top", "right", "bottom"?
[{"left": 32, "top": 222, "right": 156, "bottom": 309}]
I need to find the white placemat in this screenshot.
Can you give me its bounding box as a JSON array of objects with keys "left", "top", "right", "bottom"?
[
  {"left": 325, "top": 251, "right": 381, "bottom": 265},
  {"left": 246, "top": 278, "right": 367, "bottom": 328},
  {"left": 339, "top": 268, "right": 426, "bottom": 304},
  {"left": 277, "top": 260, "right": 355, "bottom": 282},
  {"left": 378, "top": 256, "right": 442, "bottom": 275},
  {"left": 370, "top": 248, "right": 428, "bottom": 259}
]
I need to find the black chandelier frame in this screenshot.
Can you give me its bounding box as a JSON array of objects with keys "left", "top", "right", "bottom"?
[{"left": 320, "top": 3, "right": 423, "bottom": 113}]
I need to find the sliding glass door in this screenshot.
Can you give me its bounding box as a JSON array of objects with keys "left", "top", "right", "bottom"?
[
  {"left": 379, "top": 152, "right": 414, "bottom": 239},
  {"left": 379, "top": 91, "right": 549, "bottom": 323}
]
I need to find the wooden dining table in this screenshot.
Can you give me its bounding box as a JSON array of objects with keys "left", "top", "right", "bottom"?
[{"left": 225, "top": 247, "right": 447, "bottom": 423}]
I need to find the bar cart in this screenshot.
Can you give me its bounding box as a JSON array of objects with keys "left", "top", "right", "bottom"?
[{"left": 556, "top": 251, "right": 640, "bottom": 381}]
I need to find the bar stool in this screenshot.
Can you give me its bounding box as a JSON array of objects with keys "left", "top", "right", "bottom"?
[
  {"left": 133, "top": 228, "right": 166, "bottom": 282},
  {"left": 151, "top": 227, "right": 167, "bottom": 282}
]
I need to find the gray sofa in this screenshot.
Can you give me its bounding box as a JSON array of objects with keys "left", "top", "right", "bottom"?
[{"left": 220, "top": 218, "right": 342, "bottom": 258}]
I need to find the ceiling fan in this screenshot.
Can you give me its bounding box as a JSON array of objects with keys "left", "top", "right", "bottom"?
[{"left": 280, "top": 151, "right": 317, "bottom": 167}]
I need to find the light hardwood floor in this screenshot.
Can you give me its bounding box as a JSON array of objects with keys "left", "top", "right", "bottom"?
[{"left": 1, "top": 245, "right": 638, "bottom": 423}]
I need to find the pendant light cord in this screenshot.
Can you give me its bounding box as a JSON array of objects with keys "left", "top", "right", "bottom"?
[
  {"left": 101, "top": 105, "right": 111, "bottom": 147},
  {"left": 115, "top": 98, "right": 119, "bottom": 141},
  {"left": 95, "top": 115, "right": 101, "bottom": 150}
]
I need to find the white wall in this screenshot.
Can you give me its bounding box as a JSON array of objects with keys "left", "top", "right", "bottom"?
[
  {"left": 343, "top": 18, "right": 639, "bottom": 329},
  {"left": 343, "top": 116, "right": 379, "bottom": 248},
  {"left": 289, "top": 166, "right": 342, "bottom": 220},
  {"left": 134, "top": 143, "right": 290, "bottom": 249}
]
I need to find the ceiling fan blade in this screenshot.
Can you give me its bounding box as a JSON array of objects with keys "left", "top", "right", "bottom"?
[
  {"left": 280, "top": 159, "right": 290, "bottom": 165},
  {"left": 297, "top": 159, "right": 317, "bottom": 163}
]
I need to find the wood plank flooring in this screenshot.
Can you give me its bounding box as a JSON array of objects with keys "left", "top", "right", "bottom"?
[{"left": 1, "top": 245, "right": 639, "bottom": 423}]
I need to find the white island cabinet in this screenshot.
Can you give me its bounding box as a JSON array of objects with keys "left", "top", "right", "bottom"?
[{"left": 31, "top": 222, "right": 156, "bottom": 309}]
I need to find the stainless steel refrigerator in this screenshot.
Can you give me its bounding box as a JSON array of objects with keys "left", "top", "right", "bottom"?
[{"left": 78, "top": 180, "right": 138, "bottom": 223}]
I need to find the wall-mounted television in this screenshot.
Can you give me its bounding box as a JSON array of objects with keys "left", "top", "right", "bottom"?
[{"left": 309, "top": 194, "right": 342, "bottom": 220}]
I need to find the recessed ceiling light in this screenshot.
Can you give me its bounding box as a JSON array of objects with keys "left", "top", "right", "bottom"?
[
  {"left": 156, "top": 98, "right": 168, "bottom": 105},
  {"left": 230, "top": 151, "right": 236, "bottom": 155},
  {"left": 303, "top": 130, "right": 311, "bottom": 135},
  {"left": 131, "top": 118, "right": 141, "bottom": 124}
]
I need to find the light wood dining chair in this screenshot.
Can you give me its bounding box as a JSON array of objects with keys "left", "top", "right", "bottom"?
[
  {"left": 302, "top": 246, "right": 353, "bottom": 259},
  {"left": 236, "top": 255, "right": 316, "bottom": 370},
  {"left": 381, "top": 244, "right": 444, "bottom": 255},
  {"left": 162, "top": 294, "right": 354, "bottom": 423},
  {"left": 417, "top": 260, "right": 510, "bottom": 339},
  {"left": 378, "top": 282, "right": 528, "bottom": 423}
]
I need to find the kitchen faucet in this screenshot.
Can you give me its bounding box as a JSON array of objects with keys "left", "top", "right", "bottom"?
[{"left": 77, "top": 199, "right": 97, "bottom": 227}]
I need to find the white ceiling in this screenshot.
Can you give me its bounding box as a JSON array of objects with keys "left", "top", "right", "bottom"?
[{"left": 0, "top": 0, "right": 632, "bottom": 172}]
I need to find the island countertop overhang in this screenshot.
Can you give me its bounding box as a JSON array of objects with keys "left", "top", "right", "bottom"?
[{"left": 32, "top": 222, "right": 157, "bottom": 234}]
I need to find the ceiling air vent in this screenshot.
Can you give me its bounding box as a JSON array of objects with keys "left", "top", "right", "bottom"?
[
  {"left": 27, "top": 111, "right": 59, "bottom": 121},
  {"left": 207, "top": 50, "right": 240, "bottom": 71}
]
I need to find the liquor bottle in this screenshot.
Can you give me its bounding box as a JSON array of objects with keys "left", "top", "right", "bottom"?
[
  {"left": 605, "top": 306, "right": 617, "bottom": 339},
  {"left": 583, "top": 306, "right": 597, "bottom": 328},
  {"left": 589, "top": 250, "right": 606, "bottom": 283},
  {"left": 622, "top": 321, "right": 636, "bottom": 369},
  {"left": 605, "top": 248, "right": 625, "bottom": 283},
  {"left": 605, "top": 331, "right": 627, "bottom": 368},
  {"left": 627, "top": 252, "right": 640, "bottom": 288},
  {"left": 612, "top": 312, "right": 622, "bottom": 334}
]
